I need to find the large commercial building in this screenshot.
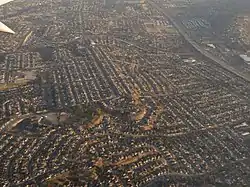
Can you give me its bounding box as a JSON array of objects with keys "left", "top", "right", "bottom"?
[
  {"left": 104, "top": 0, "right": 117, "bottom": 7},
  {"left": 104, "top": 0, "right": 145, "bottom": 6},
  {"left": 124, "top": 0, "right": 145, "bottom": 4}
]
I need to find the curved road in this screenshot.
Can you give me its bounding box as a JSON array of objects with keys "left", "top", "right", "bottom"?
[{"left": 148, "top": 0, "right": 250, "bottom": 83}]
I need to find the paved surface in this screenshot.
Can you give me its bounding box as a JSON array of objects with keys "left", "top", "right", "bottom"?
[{"left": 148, "top": 0, "right": 250, "bottom": 83}]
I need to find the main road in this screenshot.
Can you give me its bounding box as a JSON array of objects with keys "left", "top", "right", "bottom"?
[{"left": 147, "top": 0, "right": 250, "bottom": 83}]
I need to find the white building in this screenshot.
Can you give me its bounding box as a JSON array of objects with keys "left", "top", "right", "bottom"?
[{"left": 239, "top": 54, "right": 250, "bottom": 65}]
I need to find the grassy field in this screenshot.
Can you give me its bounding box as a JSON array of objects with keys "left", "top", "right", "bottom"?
[{"left": 0, "top": 82, "right": 26, "bottom": 91}]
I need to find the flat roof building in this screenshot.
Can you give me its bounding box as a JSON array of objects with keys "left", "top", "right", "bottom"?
[{"left": 239, "top": 54, "right": 250, "bottom": 65}]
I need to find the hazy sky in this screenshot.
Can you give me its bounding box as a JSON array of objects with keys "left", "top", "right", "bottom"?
[{"left": 0, "top": 0, "right": 13, "bottom": 6}]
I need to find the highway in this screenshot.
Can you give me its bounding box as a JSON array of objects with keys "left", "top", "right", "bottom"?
[{"left": 147, "top": 0, "right": 250, "bottom": 83}]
